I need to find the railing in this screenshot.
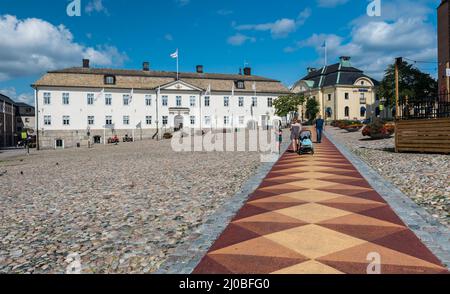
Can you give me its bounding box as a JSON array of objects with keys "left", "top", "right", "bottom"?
[{"left": 398, "top": 92, "right": 450, "bottom": 120}]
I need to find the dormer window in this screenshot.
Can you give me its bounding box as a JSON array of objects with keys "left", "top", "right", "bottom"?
[
  {"left": 235, "top": 80, "right": 245, "bottom": 89},
  {"left": 104, "top": 75, "right": 116, "bottom": 85}
]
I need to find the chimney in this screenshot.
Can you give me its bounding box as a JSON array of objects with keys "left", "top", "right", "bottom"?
[
  {"left": 243, "top": 67, "right": 251, "bottom": 76},
  {"left": 196, "top": 65, "right": 204, "bottom": 74},
  {"left": 82, "top": 59, "right": 90, "bottom": 68},
  {"left": 339, "top": 56, "right": 352, "bottom": 67},
  {"left": 143, "top": 61, "right": 150, "bottom": 71}
]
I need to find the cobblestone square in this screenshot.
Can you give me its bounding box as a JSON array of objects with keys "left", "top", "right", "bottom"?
[{"left": 0, "top": 135, "right": 283, "bottom": 273}]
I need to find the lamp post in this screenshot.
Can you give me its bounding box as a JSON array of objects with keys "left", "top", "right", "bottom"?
[{"left": 380, "top": 97, "right": 387, "bottom": 119}]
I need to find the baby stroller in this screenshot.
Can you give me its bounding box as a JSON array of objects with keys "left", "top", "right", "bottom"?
[{"left": 298, "top": 130, "right": 315, "bottom": 155}]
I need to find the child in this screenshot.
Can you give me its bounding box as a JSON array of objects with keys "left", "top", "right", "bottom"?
[{"left": 277, "top": 127, "right": 283, "bottom": 154}]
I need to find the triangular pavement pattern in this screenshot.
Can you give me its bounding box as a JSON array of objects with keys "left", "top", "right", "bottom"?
[{"left": 193, "top": 129, "right": 448, "bottom": 274}]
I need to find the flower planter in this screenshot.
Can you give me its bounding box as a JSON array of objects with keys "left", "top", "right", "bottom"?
[{"left": 345, "top": 126, "right": 363, "bottom": 132}]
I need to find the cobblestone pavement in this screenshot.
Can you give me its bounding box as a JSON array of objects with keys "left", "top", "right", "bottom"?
[
  {"left": 194, "top": 129, "right": 448, "bottom": 274},
  {"left": 0, "top": 132, "right": 288, "bottom": 274},
  {"left": 325, "top": 127, "right": 449, "bottom": 227}
]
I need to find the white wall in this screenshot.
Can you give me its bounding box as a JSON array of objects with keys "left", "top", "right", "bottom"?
[{"left": 36, "top": 87, "right": 279, "bottom": 132}]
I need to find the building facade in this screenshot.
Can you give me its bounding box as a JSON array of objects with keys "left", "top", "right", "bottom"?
[
  {"left": 291, "top": 56, "right": 379, "bottom": 121},
  {"left": 0, "top": 94, "right": 16, "bottom": 148},
  {"left": 33, "top": 60, "right": 290, "bottom": 149},
  {"left": 15, "top": 102, "right": 35, "bottom": 134},
  {"left": 438, "top": 0, "right": 450, "bottom": 94}
]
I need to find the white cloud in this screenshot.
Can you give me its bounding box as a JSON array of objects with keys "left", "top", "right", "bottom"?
[
  {"left": 234, "top": 8, "right": 311, "bottom": 39},
  {"left": 0, "top": 87, "right": 34, "bottom": 105},
  {"left": 0, "top": 15, "right": 128, "bottom": 81},
  {"left": 316, "top": 0, "right": 349, "bottom": 8},
  {"left": 227, "top": 33, "right": 256, "bottom": 46},
  {"left": 288, "top": 1, "right": 437, "bottom": 79},
  {"left": 85, "top": 0, "right": 109, "bottom": 15}
]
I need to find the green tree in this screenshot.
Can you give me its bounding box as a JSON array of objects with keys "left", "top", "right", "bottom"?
[
  {"left": 377, "top": 61, "right": 438, "bottom": 107},
  {"left": 305, "top": 98, "right": 320, "bottom": 122},
  {"left": 274, "top": 94, "right": 305, "bottom": 117}
]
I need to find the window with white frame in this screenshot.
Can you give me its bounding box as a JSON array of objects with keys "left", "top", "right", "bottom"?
[
  {"left": 146, "top": 116, "right": 152, "bottom": 125},
  {"left": 105, "top": 116, "right": 113, "bottom": 126},
  {"left": 87, "top": 116, "right": 94, "bottom": 125},
  {"left": 238, "top": 97, "right": 244, "bottom": 107},
  {"left": 345, "top": 93, "right": 349, "bottom": 100},
  {"left": 224, "top": 116, "right": 230, "bottom": 126},
  {"left": 176, "top": 96, "right": 182, "bottom": 107},
  {"left": 239, "top": 116, "right": 245, "bottom": 125},
  {"left": 123, "top": 115, "right": 130, "bottom": 125},
  {"left": 44, "top": 115, "right": 51, "bottom": 125},
  {"left": 224, "top": 96, "right": 229, "bottom": 107},
  {"left": 123, "top": 95, "right": 130, "bottom": 106},
  {"left": 44, "top": 92, "right": 51, "bottom": 105},
  {"left": 190, "top": 96, "right": 196, "bottom": 107},
  {"left": 190, "top": 116, "right": 195, "bottom": 125},
  {"left": 62, "top": 93, "right": 70, "bottom": 105},
  {"left": 204, "top": 116, "right": 211, "bottom": 126},
  {"left": 62, "top": 116, "right": 70, "bottom": 126},
  {"left": 162, "top": 116, "right": 168, "bottom": 125},
  {"left": 252, "top": 97, "right": 257, "bottom": 107},
  {"left": 87, "top": 93, "right": 94, "bottom": 105},
  {"left": 162, "top": 96, "right": 168, "bottom": 106},
  {"left": 267, "top": 97, "right": 273, "bottom": 108},
  {"left": 145, "top": 95, "right": 152, "bottom": 106},
  {"left": 104, "top": 75, "right": 116, "bottom": 85},
  {"left": 105, "top": 94, "right": 112, "bottom": 106},
  {"left": 204, "top": 96, "right": 210, "bottom": 107}
]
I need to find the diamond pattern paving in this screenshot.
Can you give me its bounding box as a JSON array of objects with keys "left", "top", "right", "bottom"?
[{"left": 193, "top": 131, "right": 449, "bottom": 274}]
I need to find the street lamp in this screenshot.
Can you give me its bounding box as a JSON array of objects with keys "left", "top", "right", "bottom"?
[{"left": 380, "top": 97, "right": 387, "bottom": 119}]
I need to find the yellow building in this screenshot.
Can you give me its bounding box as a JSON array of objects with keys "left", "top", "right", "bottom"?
[{"left": 291, "top": 56, "right": 380, "bottom": 121}]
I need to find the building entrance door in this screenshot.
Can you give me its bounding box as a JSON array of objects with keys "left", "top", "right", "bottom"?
[{"left": 174, "top": 115, "right": 184, "bottom": 131}]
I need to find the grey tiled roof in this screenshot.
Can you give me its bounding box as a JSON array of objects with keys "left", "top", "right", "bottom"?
[
  {"left": 0, "top": 93, "right": 15, "bottom": 105},
  {"left": 298, "top": 63, "right": 379, "bottom": 89},
  {"left": 33, "top": 67, "right": 291, "bottom": 94}
]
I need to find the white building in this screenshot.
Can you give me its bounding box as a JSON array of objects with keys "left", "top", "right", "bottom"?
[{"left": 32, "top": 60, "right": 290, "bottom": 149}]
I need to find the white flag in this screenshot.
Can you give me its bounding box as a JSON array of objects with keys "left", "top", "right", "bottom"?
[
  {"left": 170, "top": 49, "right": 178, "bottom": 59},
  {"left": 129, "top": 88, "right": 134, "bottom": 103},
  {"left": 95, "top": 88, "right": 104, "bottom": 101}
]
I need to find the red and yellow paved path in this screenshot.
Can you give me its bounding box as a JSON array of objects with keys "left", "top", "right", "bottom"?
[{"left": 194, "top": 132, "right": 448, "bottom": 274}]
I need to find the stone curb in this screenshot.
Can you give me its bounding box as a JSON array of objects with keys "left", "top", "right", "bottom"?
[
  {"left": 155, "top": 141, "right": 291, "bottom": 274},
  {"left": 325, "top": 130, "right": 450, "bottom": 269}
]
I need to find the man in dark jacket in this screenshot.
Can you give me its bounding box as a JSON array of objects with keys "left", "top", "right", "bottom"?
[{"left": 315, "top": 115, "right": 325, "bottom": 143}]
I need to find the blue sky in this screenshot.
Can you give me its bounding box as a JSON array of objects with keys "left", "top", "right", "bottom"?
[{"left": 0, "top": 0, "right": 441, "bottom": 105}]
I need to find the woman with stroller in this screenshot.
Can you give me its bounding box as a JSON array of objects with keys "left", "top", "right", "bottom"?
[{"left": 290, "top": 118, "right": 302, "bottom": 152}]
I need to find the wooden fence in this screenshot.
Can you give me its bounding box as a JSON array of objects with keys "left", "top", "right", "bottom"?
[{"left": 395, "top": 118, "right": 450, "bottom": 154}]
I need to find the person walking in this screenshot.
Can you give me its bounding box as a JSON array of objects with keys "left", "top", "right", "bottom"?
[
  {"left": 290, "top": 118, "right": 302, "bottom": 152},
  {"left": 315, "top": 115, "right": 325, "bottom": 143}
]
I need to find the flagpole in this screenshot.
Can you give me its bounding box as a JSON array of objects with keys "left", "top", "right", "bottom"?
[
  {"left": 324, "top": 41, "right": 328, "bottom": 66},
  {"left": 177, "top": 49, "right": 179, "bottom": 80}
]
